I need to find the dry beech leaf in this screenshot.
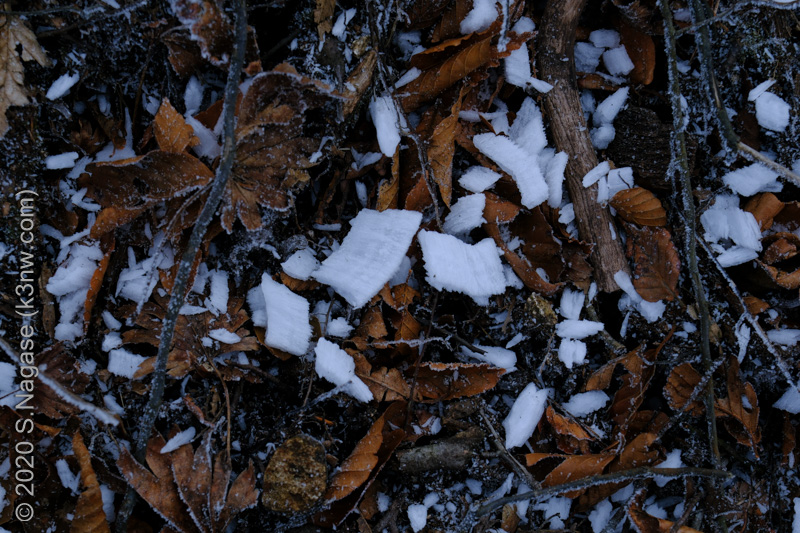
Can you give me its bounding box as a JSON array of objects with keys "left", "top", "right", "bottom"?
[
  {"left": 324, "top": 414, "right": 385, "bottom": 502},
  {"left": 744, "top": 192, "right": 784, "bottom": 231},
  {"left": 71, "top": 432, "right": 111, "bottom": 533},
  {"left": 411, "top": 362, "right": 505, "bottom": 402},
  {"left": 664, "top": 363, "right": 704, "bottom": 416},
  {"left": 743, "top": 295, "right": 769, "bottom": 315},
  {"left": 342, "top": 50, "right": 377, "bottom": 118},
  {"left": 33, "top": 343, "right": 91, "bottom": 419},
  {"left": 377, "top": 148, "right": 400, "bottom": 212},
  {"left": 610, "top": 187, "right": 667, "bottom": 226},
  {"left": 352, "top": 351, "right": 411, "bottom": 402},
  {"left": 431, "top": 0, "right": 475, "bottom": 42},
  {"left": 314, "top": 0, "right": 336, "bottom": 37},
  {"left": 618, "top": 19, "right": 656, "bottom": 85},
  {"left": 79, "top": 151, "right": 214, "bottom": 238},
  {"left": 628, "top": 509, "right": 704, "bottom": 533},
  {"left": 526, "top": 453, "right": 615, "bottom": 497},
  {"left": 761, "top": 233, "right": 800, "bottom": 265},
  {"left": 0, "top": 15, "right": 51, "bottom": 138},
  {"left": 427, "top": 92, "right": 464, "bottom": 207},
  {"left": 405, "top": 0, "right": 452, "bottom": 30},
  {"left": 83, "top": 234, "right": 114, "bottom": 329},
  {"left": 485, "top": 221, "right": 561, "bottom": 296},
  {"left": 154, "top": 98, "right": 199, "bottom": 153},
  {"left": 716, "top": 357, "right": 761, "bottom": 453},
  {"left": 625, "top": 224, "right": 680, "bottom": 302},
  {"left": 483, "top": 191, "right": 521, "bottom": 224},
  {"left": 262, "top": 434, "right": 327, "bottom": 513},
  {"left": 546, "top": 406, "right": 593, "bottom": 442}
]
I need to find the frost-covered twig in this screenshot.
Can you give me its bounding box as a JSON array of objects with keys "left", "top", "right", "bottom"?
[
  {"left": 0, "top": 337, "right": 119, "bottom": 426},
  {"left": 737, "top": 141, "right": 800, "bottom": 188},
  {"left": 115, "top": 0, "right": 248, "bottom": 530},
  {"left": 473, "top": 466, "right": 731, "bottom": 516}
]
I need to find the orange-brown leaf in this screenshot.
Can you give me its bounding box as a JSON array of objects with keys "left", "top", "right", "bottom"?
[
  {"left": 625, "top": 224, "right": 680, "bottom": 302},
  {"left": 546, "top": 406, "right": 593, "bottom": 441},
  {"left": 83, "top": 234, "right": 114, "bottom": 328},
  {"left": 412, "top": 362, "right": 504, "bottom": 402},
  {"left": 744, "top": 192, "right": 784, "bottom": 231},
  {"left": 543, "top": 454, "right": 615, "bottom": 488},
  {"left": 483, "top": 191, "right": 521, "bottom": 224},
  {"left": 716, "top": 357, "right": 761, "bottom": 452},
  {"left": 485, "top": 221, "right": 561, "bottom": 295},
  {"left": 71, "top": 432, "right": 111, "bottom": 533},
  {"left": 618, "top": 20, "right": 656, "bottom": 86},
  {"left": 664, "top": 363, "right": 704, "bottom": 416},
  {"left": 377, "top": 148, "right": 400, "bottom": 211},
  {"left": 610, "top": 187, "right": 667, "bottom": 226},
  {"left": 154, "top": 98, "right": 199, "bottom": 153},
  {"left": 325, "top": 415, "right": 385, "bottom": 502},
  {"left": 353, "top": 352, "right": 411, "bottom": 402},
  {"left": 628, "top": 509, "right": 704, "bottom": 533}
]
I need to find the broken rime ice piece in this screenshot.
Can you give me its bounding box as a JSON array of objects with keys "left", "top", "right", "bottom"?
[
  {"left": 775, "top": 384, "right": 800, "bottom": 414},
  {"left": 313, "top": 209, "right": 422, "bottom": 308},
  {"left": 160, "top": 427, "right": 196, "bottom": 454},
  {"left": 208, "top": 328, "right": 241, "bottom": 344},
  {"left": 459, "top": 0, "right": 498, "bottom": 34},
  {"left": 589, "top": 499, "right": 613, "bottom": 533},
  {"left": 575, "top": 42, "right": 604, "bottom": 73},
  {"left": 46, "top": 72, "right": 80, "bottom": 100},
  {"left": 563, "top": 390, "right": 609, "bottom": 417},
  {"left": 460, "top": 345, "right": 517, "bottom": 371},
  {"left": 45, "top": 152, "right": 79, "bottom": 169},
  {"left": 370, "top": 95, "right": 406, "bottom": 157},
  {"left": 314, "top": 338, "right": 373, "bottom": 402},
  {"left": 107, "top": 348, "right": 147, "bottom": 379},
  {"left": 559, "top": 287, "right": 584, "bottom": 321},
  {"left": 754, "top": 92, "right": 790, "bottom": 133},
  {"left": 407, "top": 504, "right": 428, "bottom": 533},
  {"left": 558, "top": 339, "right": 588, "bottom": 368},
  {"left": 701, "top": 195, "right": 762, "bottom": 267},
  {"left": 46, "top": 242, "right": 104, "bottom": 342},
  {"left": 767, "top": 328, "right": 800, "bottom": 346},
  {"left": 589, "top": 29, "right": 620, "bottom": 49},
  {"left": 205, "top": 269, "right": 229, "bottom": 316},
  {"left": 281, "top": 248, "right": 320, "bottom": 280},
  {"left": 503, "top": 383, "right": 548, "bottom": 449},
  {"left": 504, "top": 18, "right": 553, "bottom": 93},
  {"left": 602, "top": 46, "right": 634, "bottom": 76},
  {"left": 248, "top": 274, "right": 311, "bottom": 356},
  {"left": 473, "top": 133, "right": 549, "bottom": 208},
  {"left": 442, "top": 193, "right": 486, "bottom": 236},
  {"left": 722, "top": 163, "right": 781, "bottom": 196},
  {"left": 459, "top": 166, "right": 502, "bottom": 193},
  {"left": 417, "top": 231, "right": 506, "bottom": 305},
  {"left": 556, "top": 320, "right": 604, "bottom": 340}
]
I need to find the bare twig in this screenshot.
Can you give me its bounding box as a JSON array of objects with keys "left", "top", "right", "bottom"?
[
  {"left": 115, "top": 0, "right": 248, "bottom": 530},
  {"left": 737, "top": 141, "right": 800, "bottom": 187},
  {"left": 536, "top": 0, "right": 629, "bottom": 292},
  {"left": 474, "top": 466, "right": 731, "bottom": 516}
]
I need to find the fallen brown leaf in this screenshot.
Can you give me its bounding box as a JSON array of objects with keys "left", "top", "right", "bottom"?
[
  {"left": 744, "top": 192, "right": 784, "bottom": 231},
  {"left": 625, "top": 224, "right": 680, "bottom": 302},
  {"left": 154, "top": 98, "right": 199, "bottom": 153},
  {"left": 610, "top": 187, "right": 667, "bottom": 226},
  {"left": 71, "top": 432, "right": 111, "bottom": 533},
  {"left": 411, "top": 362, "right": 505, "bottom": 402}
]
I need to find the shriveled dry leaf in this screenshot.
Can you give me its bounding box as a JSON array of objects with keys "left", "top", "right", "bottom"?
[
  {"left": 83, "top": 234, "right": 114, "bottom": 329},
  {"left": 629, "top": 509, "right": 704, "bottom": 533},
  {"left": 618, "top": 19, "right": 656, "bottom": 85},
  {"left": 377, "top": 148, "right": 401, "bottom": 211},
  {"left": 411, "top": 362, "right": 504, "bottom": 402},
  {"left": 664, "top": 363, "right": 704, "bottom": 416},
  {"left": 716, "top": 357, "right": 761, "bottom": 453},
  {"left": 314, "top": 0, "right": 336, "bottom": 37},
  {"left": 431, "top": 0, "right": 475, "bottom": 42},
  {"left": 546, "top": 406, "right": 593, "bottom": 442},
  {"left": 0, "top": 15, "right": 51, "bottom": 138},
  {"left": 625, "top": 224, "right": 680, "bottom": 302},
  {"left": 744, "top": 192, "right": 784, "bottom": 231},
  {"left": 154, "top": 98, "right": 199, "bottom": 153},
  {"left": 353, "top": 352, "right": 411, "bottom": 402},
  {"left": 610, "top": 187, "right": 667, "bottom": 226},
  {"left": 761, "top": 233, "right": 800, "bottom": 265},
  {"left": 485, "top": 221, "right": 561, "bottom": 296},
  {"left": 342, "top": 50, "right": 377, "bottom": 118},
  {"left": 71, "top": 432, "right": 111, "bottom": 533},
  {"left": 79, "top": 151, "right": 213, "bottom": 238}
]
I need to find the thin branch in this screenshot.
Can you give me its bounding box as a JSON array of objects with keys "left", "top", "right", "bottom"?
[
  {"left": 115, "top": 1, "right": 248, "bottom": 530},
  {"left": 737, "top": 141, "right": 800, "bottom": 187},
  {"left": 474, "top": 466, "right": 732, "bottom": 516}
]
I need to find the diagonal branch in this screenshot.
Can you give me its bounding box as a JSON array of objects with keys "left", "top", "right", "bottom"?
[{"left": 536, "top": 0, "right": 630, "bottom": 292}]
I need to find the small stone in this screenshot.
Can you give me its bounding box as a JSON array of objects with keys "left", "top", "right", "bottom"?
[{"left": 262, "top": 434, "right": 327, "bottom": 513}]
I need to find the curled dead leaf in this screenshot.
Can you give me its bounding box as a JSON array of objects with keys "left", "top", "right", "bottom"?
[{"left": 610, "top": 187, "right": 667, "bottom": 227}]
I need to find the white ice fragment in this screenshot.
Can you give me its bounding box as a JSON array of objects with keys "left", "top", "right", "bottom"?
[
  {"left": 407, "top": 504, "right": 428, "bottom": 532},
  {"left": 473, "top": 133, "right": 549, "bottom": 208},
  {"left": 723, "top": 163, "right": 781, "bottom": 196},
  {"left": 593, "top": 87, "right": 629, "bottom": 126},
  {"left": 394, "top": 67, "right": 421, "bottom": 88},
  {"left": 767, "top": 328, "right": 800, "bottom": 346},
  {"left": 46, "top": 72, "right": 80, "bottom": 100},
  {"left": 208, "top": 328, "right": 241, "bottom": 344},
  {"left": 557, "top": 339, "right": 588, "bottom": 368},
  {"left": 102, "top": 310, "right": 121, "bottom": 330},
  {"left": 504, "top": 19, "right": 552, "bottom": 93},
  {"left": 249, "top": 274, "right": 312, "bottom": 355},
  {"left": 56, "top": 460, "right": 79, "bottom": 494},
  {"left": 509, "top": 97, "right": 548, "bottom": 157},
  {"left": 417, "top": 231, "right": 506, "bottom": 305},
  {"left": 460, "top": 0, "right": 498, "bottom": 34},
  {"left": 281, "top": 248, "right": 320, "bottom": 280},
  {"left": 575, "top": 42, "right": 604, "bottom": 73},
  {"left": 314, "top": 338, "right": 373, "bottom": 402},
  {"left": 331, "top": 8, "right": 356, "bottom": 39},
  {"left": 776, "top": 385, "right": 800, "bottom": 414},
  {"left": 589, "top": 29, "right": 620, "bottom": 49},
  {"left": 602, "top": 46, "right": 634, "bottom": 76},
  {"left": 186, "top": 116, "right": 221, "bottom": 160},
  {"left": 326, "top": 317, "right": 353, "bottom": 338},
  {"left": 460, "top": 345, "right": 516, "bottom": 371},
  {"left": 583, "top": 161, "right": 610, "bottom": 187},
  {"left": 589, "top": 499, "right": 613, "bottom": 533},
  {"left": 47, "top": 242, "right": 104, "bottom": 342},
  {"left": 793, "top": 498, "right": 800, "bottom": 533},
  {"left": 370, "top": 95, "right": 406, "bottom": 157},
  {"left": 563, "top": 390, "right": 609, "bottom": 417},
  {"left": 459, "top": 166, "right": 501, "bottom": 193},
  {"left": 101, "top": 332, "right": 122, "bottom": 352},
  {"left": 183, "top": 76, "right": 203, "bottom": 115},
  {"left": 313, "top": 209, "right": 422, "bottom": 308},
  {"left": 716, "top": 246, "right": 759, "bottom": 267},
  {"left": 559, "top": 287, "right": 584, "bottom": 320},
  {"left": 107, "top": 348, "right": 146, "bottom": 379},
  {"left": 160, "top": 427, "right": 196, "bottom": 454},
  {"left": 556, "top": 320, "right": 604, "bottom": 339},
  {"left": 654, "top": 450, "right": 684, "bottom": 487},
  {"left": 754, "top": 92, "right": 790, "bottom": 132},
  {"left": 591, "top": 124, "right": 616, "bottom": 150},
  {"left": 443, "top": 194, "right": 486, "bottom": 235},
  {"left": 533, "top": 496, "right": 571, "bottom": 528},
  {"left": 205, "top": 269, "right": 229, "bottom": 315},
  {"left": 607, "top": 167, "right": 634, "bottom": 197},
  {"left": 465, "top": 479, "right": 483, "bottom": 495},
  {"left": 45, "top": 152, "right": 79, "bottom": 169},
  {"left": 503, "top": 383, "right": 548, "bottom": 448},
  {"left": 544, "top": 151, "right": 568, "bottom": 207},
  {"left": 748, "top": 80, "right": 776, "bottom": 102}
]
